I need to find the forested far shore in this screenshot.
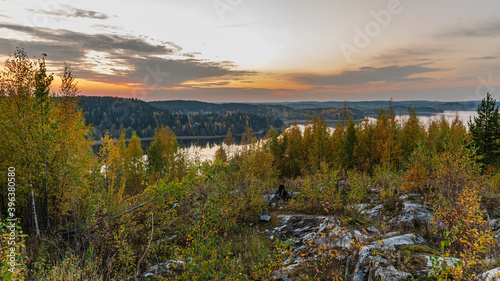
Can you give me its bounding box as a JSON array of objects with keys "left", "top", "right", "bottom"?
[{"left": 76, "top": 96, "right": 284, "bottom": 140}]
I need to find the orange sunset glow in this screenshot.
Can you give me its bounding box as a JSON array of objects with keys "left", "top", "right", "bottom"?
[{"left": 1, "top": 0, "right": 500, "bottom": 102}]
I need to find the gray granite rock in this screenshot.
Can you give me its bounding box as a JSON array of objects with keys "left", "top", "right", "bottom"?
[
  {"left": 389, "top": 201, "right": 433, "bottom": 228},
  {"left": 372, "top": 265, "right": 411, "bottom": 281},
  {"left": 352, "top": 234, "right": 425, "bottom": 281},
  {"left": 477, "top": 267, "right": 500, "bottom": 281},
  {"left": 361, "top": 204, "right": 384, "bottom": 219},
  {"left": 141, "top": 260, "right": 184, "bottom": 278}
]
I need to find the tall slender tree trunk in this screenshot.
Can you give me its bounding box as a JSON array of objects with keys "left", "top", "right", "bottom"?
[
  {"left": 22, "top": 108, "right": 40, "bottom": 236},
  {"left": 27, "top": 160, "right": 40, "bottom": 237}
]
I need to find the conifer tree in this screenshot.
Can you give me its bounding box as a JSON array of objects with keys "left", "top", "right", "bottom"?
[
  {"left": 340, "top": 117, "right": 357, "bottom": 170},
  {"left": 468, "top": 93, "right": 500, "bottom": 167},
  {"left": 398, "top": 107, "right": 425, "bottom": 167},
  {"left": 223, "top": 127, "right": 235, "bottom": 145}
]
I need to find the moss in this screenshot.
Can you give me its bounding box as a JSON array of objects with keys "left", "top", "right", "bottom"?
[
  {"left": 489, "top": 258, "right": 500, "bottom": 270},
  {"left": 395, "top": 244, "right": 438, "bottom": 280}
]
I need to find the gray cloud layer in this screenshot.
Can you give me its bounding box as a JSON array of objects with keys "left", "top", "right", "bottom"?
[
  {"left": 441, "top": 19, "right": 500, "bottom": 38},
  {"left": 0, "top": 23, "right": 252, "bottom": 88},
  {"left": 29, "top": 7, "right": 110, "bottom": 20},
  {"left": 468, "top": 56, "right": 497, "bottom": 60},
  {"left": 296, "top": 64, "right": 440, "bottom": 86}
]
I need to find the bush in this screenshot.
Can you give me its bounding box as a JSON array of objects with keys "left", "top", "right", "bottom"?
[
  {"left": 431, "top": 184, "right": 496, "bottom": 279},
  {"left": 372, "top": 165, "right": 401, "bottom": 202},
  {"left": 430, "top": 145, "right": 481, "bottom": 202}
]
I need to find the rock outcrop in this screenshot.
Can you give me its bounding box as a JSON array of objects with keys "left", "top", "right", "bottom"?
[
  {"left": 389, "top": 201, "right": 434, "bottom": 228},
  {"left": 352, "top": 234, "right": 425, "bottom": 281}
]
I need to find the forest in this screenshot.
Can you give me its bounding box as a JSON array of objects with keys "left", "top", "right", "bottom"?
[
  {"left": 77, "top": 96, "right": 284, "bottom": 140},
  {"left": 1, "top": 50, "right": 500, "bottom": 280},
  {"left": 151, "top": 100, "right": 367, "bottom": 125}
]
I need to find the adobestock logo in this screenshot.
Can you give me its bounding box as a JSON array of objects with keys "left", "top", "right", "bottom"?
[
  {"left": 463, "top": 74, "right": 500, "bottom": 101},
  {"left": 340, "top": 0, "right": 411, "bottom": 63},
  {"left": 213, "top": 0, "right": 244, "bottom": 21}
]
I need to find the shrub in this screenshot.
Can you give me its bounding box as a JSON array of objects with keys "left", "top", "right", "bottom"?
[
  {"left": 430, "top": 145, "right": 481, "bottom": 202},
  {"left": 431, "top": 184, "right": 496, "bottom": 279},
  {"left": 1, "top": 218, "right": 27, "bottom": 281}
]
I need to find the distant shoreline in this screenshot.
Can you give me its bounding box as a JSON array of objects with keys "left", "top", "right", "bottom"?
[{"left": 91, "top": 129, "right": 265, "bottom": 145}]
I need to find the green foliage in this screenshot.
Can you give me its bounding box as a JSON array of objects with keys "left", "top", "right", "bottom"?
[
  {"left": 372, "top": 165, "right": 401, "bottom": 202},
  {"left": 430, "top": 144, "right": 481, "bottom": 202},
  {"left": 398, "top": 108, "right": 425, "bottom": 167},
  {"left": 125, "top": 130, "right": 146, "bottom": 195},
  {"left": 146, "top": 126, "right": 187, "bottom": 183},
  {"left": 34, "top": 253, "right": 102, "bottom": 281},
  {"left": 468, "top": 93, "right": 500, "bottom": 168},
  {"left": 340, "top": 117, "right": 357, "bottom": 171},
  {"left": 0, "top": 49, "right": 95, "bottom": 233},
  {"left": 430, "top": 184, "right": 496, "bottom": 280},
  {"left": 303, "top": 114, "right": 333, "bottom": 173},
  {"left": 1, "top": 219, "right": 27, "bottom": 280}
]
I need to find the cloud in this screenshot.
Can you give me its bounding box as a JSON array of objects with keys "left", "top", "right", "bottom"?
[
  {"left": 0, "top": 23, "right": 174, "bottom": 54},
  {"left": 0, "top": 23, "right": 253, "bottom": 89},
  {"left": 28, "top": 7, "right": 110, "bottom": 20},
  {"left": 296, "top": 64, "right": 440, "bottom": 86},
  {"left": 468, "top": 56, "right": 497, "bottom": 60},
  {"left": 371, "top": 47, "right": 445, "bottom": 65},
  {"left": 91, "top": 24, "right": 125, "bottom": 32},
  {"left": 441, "top": 19, "right": 500, "bottom": 37}
]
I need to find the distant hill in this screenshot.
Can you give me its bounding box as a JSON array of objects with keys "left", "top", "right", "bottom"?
[
  {"left": 77, "top": 96, "right": 284, "bottom": 140},
  {"left": 260, "top": 100, "right": 481, "bottom": 116},
  {"left": 150, "top": 100, "right": 366, "bottom": 125}
]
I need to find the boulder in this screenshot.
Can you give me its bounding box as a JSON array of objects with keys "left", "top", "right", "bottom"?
[
  {"left": 389, "top": 201, "right": 433, "bottom": 228},
  {"left": 260, "top": 213, "right": 272, "bottom": 222},
  {"left": 477, "top": 267, "right": 500, "bottom": 281},
  {"left": 361, "top": 204, "right": 384, "bottom": 219},
  {"left": 372, "top": 265, "right": 411, "bottom": 281},
  {"left": 367, "top": 226, "right": 379, "bottom": 234},
  {"left": 353, "top": 234, "right": 425, "bottom": 281},
  {"left": 490, "top": 219, "right": 500, "bottom": 243},
  {"left": 268, "top": 215, "right": 353, "bottom": 252},
  {"left": 141, "top": 260, "right": 184, "bottom": 279}
]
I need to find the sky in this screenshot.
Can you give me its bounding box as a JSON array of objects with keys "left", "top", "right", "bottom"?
[{"left": 1, "top": 0, "right": 500, "bottom": 102}]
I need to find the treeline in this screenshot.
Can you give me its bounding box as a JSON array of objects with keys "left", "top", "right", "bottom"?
[
  {"left": 151, "top": 99, "right": 366, "bottom": 124},
  {"left": 260, "top": 107, "right": 466, "bottom": 179},
  {"left": 78, "top": 96, "right": 284, "bottom": 140}
]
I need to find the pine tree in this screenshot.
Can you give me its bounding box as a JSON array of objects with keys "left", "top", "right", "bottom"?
[
  {"left": 340, "top": 117, "right": 357, "bottom": 170},
  {"left": 223, "top": 127, "right": 235, "bottom": 145},
  {"left": 241, "top": 125, "right": 255, "bottom": 145},
  {"left": 468, "top": 93, "right": 500, "bottom": 167},
  {"left": 398, "top": 107, "right": 425, "bottom": 167},
  {"left": 354, "top": 117, "right": 374, "bottom": 172},
  {"left": 331, "top": 120, "right": 345, "bottom": 170}
]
